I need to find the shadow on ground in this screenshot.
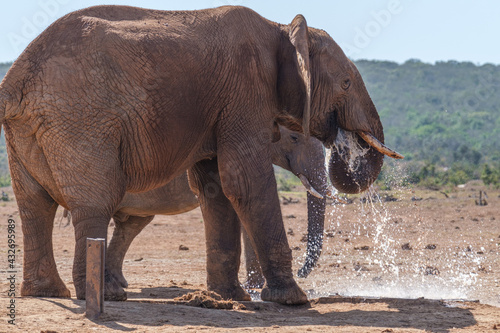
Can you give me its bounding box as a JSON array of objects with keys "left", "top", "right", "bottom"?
[{"left": 41, "top": 291, "right": 477, "bottom": 333}]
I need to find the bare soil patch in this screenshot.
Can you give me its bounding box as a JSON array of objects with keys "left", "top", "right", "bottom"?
[{"left": 1, "top": 182, "right": 499, "bottom": 332}]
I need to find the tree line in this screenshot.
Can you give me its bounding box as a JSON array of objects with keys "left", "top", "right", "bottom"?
[
  {"left": 356, "top": 59, "right": 500, "bottom": 188},
  {"left": 0, "top": 59, "right": 499, "bottom": 189}
]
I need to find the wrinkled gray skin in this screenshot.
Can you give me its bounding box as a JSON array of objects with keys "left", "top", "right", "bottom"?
[
  {"left": 64, "top": 129, "right": 327, "bottom": 300},
  {"left": 0, "top": 6, "right": 401, "bottom": 305},
  {"left": 105, "top": 126, "right": 327, "bottom": 300}
]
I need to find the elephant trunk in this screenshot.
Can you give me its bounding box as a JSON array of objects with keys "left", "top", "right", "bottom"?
[{"left": 296, "top": 166, "right": 328, "bottom": 278}]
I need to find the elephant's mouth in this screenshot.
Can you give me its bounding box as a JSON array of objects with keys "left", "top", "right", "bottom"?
[
  {"left": 298, "top": 174, "right": 324, "bottom": 199},
  {"left": 333, "top": 128, "right": 404, "bottom": 165},
  {"left": 328, "top": 128, "right": 403, "bottom": 194}
]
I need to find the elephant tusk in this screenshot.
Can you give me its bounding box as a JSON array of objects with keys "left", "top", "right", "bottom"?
[
  {"left": 358, "top": 131, "right": 404, "bottom": 159},
  {"left": 325, "top": 187, "right": 348, "bottom": 204},
  {"left": 298, "top": 174, "right": 324, "bottom": 199}
]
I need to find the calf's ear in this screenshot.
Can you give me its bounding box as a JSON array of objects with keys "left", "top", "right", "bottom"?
[{"left": 272, "top": 121, "right": 281, "bottom": 143}]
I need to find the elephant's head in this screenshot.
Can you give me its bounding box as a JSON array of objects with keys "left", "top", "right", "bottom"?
[
  {"left": 277, "top": 15, "right": 403, "bottom": 194},
  {"left": 270, "top": 126, "right": 328, "bottom": 199},
  {"left": 270, "top": 126, "right": 330, "bottom": 278}
]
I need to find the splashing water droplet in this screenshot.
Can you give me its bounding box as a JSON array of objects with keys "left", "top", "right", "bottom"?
[{"left": 293, "top": 163, "right": 488, "bottom": 304}]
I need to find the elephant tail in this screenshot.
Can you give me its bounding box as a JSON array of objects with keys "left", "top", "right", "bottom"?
[
  {"left": 0, "top": 91, "right": 7, "bottom": 137},
  {"left": 0, "top": 83, "right": 12, "bottom": 126},
  {"left": 0, "top": 79, "right": 17, "bottom": 130}
]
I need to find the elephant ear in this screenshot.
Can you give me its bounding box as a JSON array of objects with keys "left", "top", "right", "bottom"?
[{"left": 289, "top": 15, "right": 311, "bottom": 137}]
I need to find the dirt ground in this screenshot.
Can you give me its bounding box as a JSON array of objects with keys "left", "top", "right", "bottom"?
[{"left": 1, "top": 181, "right": 499, "bottom": 332}]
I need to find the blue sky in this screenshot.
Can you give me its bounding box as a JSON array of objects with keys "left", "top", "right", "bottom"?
[{"left": 1, "top": 0, "right": 499, "bottom": 65}]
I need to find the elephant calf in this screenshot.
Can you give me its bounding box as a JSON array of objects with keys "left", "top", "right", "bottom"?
[{"left": 101, "top": 126, "right": 329, "bottom": 300}]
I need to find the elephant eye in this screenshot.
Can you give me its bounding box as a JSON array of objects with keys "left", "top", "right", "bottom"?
[
  {"left": 342, "top": 78, "right": 351, "bottom": 90},
  {"left": 290, "top": 134, "right": 299, "bottom": 143}
]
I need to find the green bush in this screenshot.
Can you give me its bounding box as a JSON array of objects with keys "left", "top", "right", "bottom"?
[
  {"left": 0, "top": 174, "right": 11, "bottom": 187},
  {"left": 481, "top": 163, "right": 500, "bottom": 187}
]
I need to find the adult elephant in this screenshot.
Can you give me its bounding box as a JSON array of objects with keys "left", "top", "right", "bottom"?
[
  {"left": 0, "top": 5, "right": 402, "bottom": 305},
  {"left": 103, "top": 126, "right": 331, "bottom": 301}
]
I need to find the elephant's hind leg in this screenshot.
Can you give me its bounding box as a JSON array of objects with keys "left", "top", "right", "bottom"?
[
  {"left": 105, "top": 215, "right": 154, "bottom": 300},
  {"left": 10, "top": 159, "right": 70, "bottom": 298},
  {"left": 188, "top": 159, "right": 251, "bottom": 301},
  {"left": 45, "top": 142, "right": 126, "bottom": 300},
  {"left": 70, "top": 208, "right": 115, "bottom": 300}
]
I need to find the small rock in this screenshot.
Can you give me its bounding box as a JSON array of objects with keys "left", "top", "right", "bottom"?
[
  {"left": 424, "top": 266, "right": 440, "bottom": 275},
  {"left": 134, "top": 257, "right": 143, "bottom": 261},
  {"left": 291, "top": 246, "right": 301, "bottom": 251},
  {"left": 411, "top": 196, "right": 423, "bottom": 201},
  {"left": 325, "top": 231, "right": 335, "bottom": 238},
  {"left": 179, "top": 245, "right": 189, "bottom": 251},
  {"left": 401, "top": 243, "right": 412, "bottom": 250},
  {"left": 300, "top": 234, "right": 308, "bottom": 242},
  {"left": 383, "top": 195, "right": 398, "bottom": 202},
  {"left": 286, "top": 215, "right": 296, "bottom": 219},
  {"left": 287, "top": 228, "right": 294, "bottom": 235},
  {"left": 353, "top": 263, "right": 370, "bottom": 272},
  {"left": 425, "top": 244, "right": 437, "bottom": 250},
  {"left": 354, "top": 246, "right": 370, "bottom": 251}
]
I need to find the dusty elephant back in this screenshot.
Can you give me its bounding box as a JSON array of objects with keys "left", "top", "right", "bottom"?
[{"left": 1, "top": 5, "right": 282, "bottom": 194}]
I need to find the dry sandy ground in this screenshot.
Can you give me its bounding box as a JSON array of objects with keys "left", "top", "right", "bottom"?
[{"left": 1, "top": 182, "right": 499, "bottom": 332}]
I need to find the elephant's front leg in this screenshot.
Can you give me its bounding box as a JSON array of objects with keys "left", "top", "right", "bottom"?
[
  {"left": 105, "top": 215, "right": 154, "bottom": 301},
  {"left": 217, "top": 140, "right": 308, "bottom": 305},
  {"left": 188, "top": 159, "right": 251, "bottom": 301}
]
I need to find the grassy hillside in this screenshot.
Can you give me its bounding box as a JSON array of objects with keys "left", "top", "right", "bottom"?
[
  {"left": 0, "top": 59, "right": 499, "bottom": 188},
  {"left": 355, "top": 59, "right": 500, "bottom": 187}
]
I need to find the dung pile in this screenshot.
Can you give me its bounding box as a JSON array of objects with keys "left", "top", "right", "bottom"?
[{"left": 174, "top": 290, "right": 246, "bottom": 310}]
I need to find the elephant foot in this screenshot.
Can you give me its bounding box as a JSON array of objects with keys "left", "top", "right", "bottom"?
[
  {"left": 74, "top": 276, "right": 128, "bottom": 301},
  {"left": 21, "top": 278, "right": 71, "bottom": 298},
  {"left": 209, "top": 284, "right": 251, "bottom": 301},
  {"left": 261, "top": 279, "right": 308, "bottom": 305},
  {"left": 104, "top": 271, "right": 128, "bottom": 301},
  {"left": 106, "top": 267, "right": 128, "bottom": 288},
  {"left": 244, "top": 271, "right": 265, "bottom": 289}
]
